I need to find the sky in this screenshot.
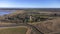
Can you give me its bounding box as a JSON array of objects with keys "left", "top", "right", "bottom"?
[
  {"left": 0, "top": 0, "right": 60, "bottom": 15},
  {"left": 0, "top": 0, "right": 60, "bottom": 8}
]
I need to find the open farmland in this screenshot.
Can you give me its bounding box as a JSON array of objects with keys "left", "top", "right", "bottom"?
[
  {"left": 0, "top": 8, "right": 60, "bottom": 34},
  {"left": 0, "top": 27, "right": 27, "bottom": 34}
]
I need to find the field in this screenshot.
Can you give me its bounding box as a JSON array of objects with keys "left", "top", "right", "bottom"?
[
  {"left": 0, "top": 8, "right": 60, "bottom": 34},
  {"left": 0, "top": 27, "right": 27, "bottom": 34}
]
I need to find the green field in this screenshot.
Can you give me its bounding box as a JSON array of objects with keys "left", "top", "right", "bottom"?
[{"left": 0, "top": 27, "right": 27, "bottom": 34}]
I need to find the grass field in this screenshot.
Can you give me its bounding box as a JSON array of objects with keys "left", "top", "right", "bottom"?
[{"left": 0, "top": 27, "right": 27, "bottom": 34}]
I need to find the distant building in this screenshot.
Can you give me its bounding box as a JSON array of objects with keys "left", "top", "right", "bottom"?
[{"left": 30, "top": 15, "right": 33, "bottom": 22}]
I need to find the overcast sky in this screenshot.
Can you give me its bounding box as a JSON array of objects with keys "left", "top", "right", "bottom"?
[{"left": 0, "top": 0, "right": 60, "bottom": 8}]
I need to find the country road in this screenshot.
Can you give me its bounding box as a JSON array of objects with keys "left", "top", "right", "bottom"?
[{"left": 0, "top": 23, "right": 44, "bottom": 34}]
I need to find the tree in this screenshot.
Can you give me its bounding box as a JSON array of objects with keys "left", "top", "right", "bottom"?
[{"left": 54, "top": 13, "right": 57, "bottom": 16}]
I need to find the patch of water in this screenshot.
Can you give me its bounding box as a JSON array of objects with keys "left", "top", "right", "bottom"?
[{"left": 0, "top": 10, "right": 16, "bottom": 15}]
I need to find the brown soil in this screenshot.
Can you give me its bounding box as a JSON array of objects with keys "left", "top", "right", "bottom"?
[{"left": 35, "top": 17, "right": 60, "bottom": 34}]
